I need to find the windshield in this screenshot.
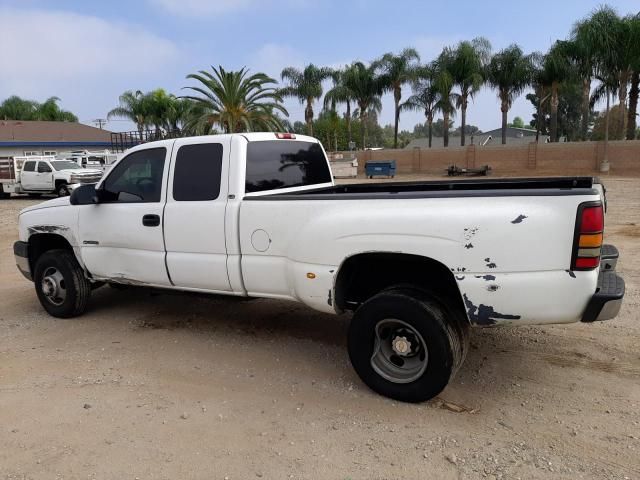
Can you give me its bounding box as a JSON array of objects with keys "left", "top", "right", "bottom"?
[{"left": 51, "top": 161, "right": 81, "bottom": 171}]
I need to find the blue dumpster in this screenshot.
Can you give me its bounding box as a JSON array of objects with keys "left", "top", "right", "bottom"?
[{"left": 365, "top": 160, "right": 396, "bottom": 178}]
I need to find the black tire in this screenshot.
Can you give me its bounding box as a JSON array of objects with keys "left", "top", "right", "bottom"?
[
  {"left": 57, "top": 183, "right": 69, "bottom": 197},
  {"left": 348, "top": 288, "right": 468, "bottom": 403},
  {"left": 0, "top": 192, "right": 10, "bottom": 199},
  {"left": 33, "top": 249, "right": 91, "bottom": 318}
]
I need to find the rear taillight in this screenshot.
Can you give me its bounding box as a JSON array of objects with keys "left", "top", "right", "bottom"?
[
  {"left": 275, "top": 133, "right": 296, "bottom": 139},
  {"left": 571, "top": 202, "right": 604, "bottom": 271}
]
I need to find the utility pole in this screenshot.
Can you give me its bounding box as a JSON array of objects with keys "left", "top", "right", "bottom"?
[{"left": 93, "top": 119, "right": 107, "bottom": 129}]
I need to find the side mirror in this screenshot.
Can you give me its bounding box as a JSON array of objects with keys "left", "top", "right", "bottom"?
[{"left": 70, "top": 184, "right": 99, "bottom": 205}]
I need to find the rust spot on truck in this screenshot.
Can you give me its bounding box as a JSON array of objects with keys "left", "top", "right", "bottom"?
[
  {"left": 511, "top": 214, "right": 528, "bottom": 224},
  {"left": 462, "top": 294, "right": 521, "bottom": 326},
  {"left": 463, "top": 227, "right": 479, "bottom": 241},
  {"left": 474, "top": 274, "right": 496, "bottom": 281}
]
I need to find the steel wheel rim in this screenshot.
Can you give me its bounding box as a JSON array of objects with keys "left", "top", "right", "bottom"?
[
  {"left": 41, "top": 267, "right": 67, "bottom": 306},
  {"left": 370, "top": 318, "right": 428, "bottom": 384}
]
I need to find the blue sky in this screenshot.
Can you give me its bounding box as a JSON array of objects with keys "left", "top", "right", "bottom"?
[{"left": 0, "top": 0, "right": 638, "bottom": 135}]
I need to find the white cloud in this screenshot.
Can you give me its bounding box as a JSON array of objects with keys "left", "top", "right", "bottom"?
[
  {"left": 248, "top": 43, "right": 305, "bottom": 79},
  {"left": 0, "top": 7, "right": 184, "bottom": 129},
  {"left": 149, "top": 0, "right": 258, "bottom": 16},
  {"left": 149, "top": 0, "right": 311, "bottom": 17}
]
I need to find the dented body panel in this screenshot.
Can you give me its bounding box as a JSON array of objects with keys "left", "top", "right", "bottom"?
[{"left": 16, "top": 133, "right": 617, "bottom": 328}]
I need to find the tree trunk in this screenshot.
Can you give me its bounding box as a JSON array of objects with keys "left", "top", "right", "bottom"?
[
  {"left": 360, "top": 110, "right": 366, "bottom": 150},
  {"left": 550, "top": 82, "right": 559, "bottom": 143},
  {"left": 626, "top": 71, "right": 639, "bottom": 140},
  {"left": 501, "top": 96, "right": 508, "bottom": 145},
  {"left": 460, "top": 93, "right": 467, "bottom": 146},
  {"left": 346, "top": 100, "right": 352, "bottom": 143},
  {"left": 305, "top": 99, "right": 314, "bottom": 136},
  {"left": 427, "top": 111, "right": 433, "bottom": 148},
  {"left": 618, "top": 69, "right": 629, "bottom": 139},
  {"left": 443, "top": 112, "right": 449, "bottom": 148},
  {"left": 602, "top": 91, "right": 610, "bottom": 172},
  {"left": 581, "top": 78, "right": 591, "bottom": 141},
  {"left": 535, "top": 90, "right": 541, "bottom": 143},
  {"left": 393, "top": 87, "right": 401, "bottom": 149}
]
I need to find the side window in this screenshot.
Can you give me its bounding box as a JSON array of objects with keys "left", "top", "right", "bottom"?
[
  {"left": 245, "top": 141, "right": 331, "bottom": 193},
  {"left": 101, "top": 148, "right": 166, "bottom": 203},
  {"left": 37, "top": 162, "right": 52, "bottom": 173},
  {"left": 23, "top": 161, "right": 36, "bottom": 172},
  {"left": 173, "top": 143, "right": 223, "bottom": 201}
]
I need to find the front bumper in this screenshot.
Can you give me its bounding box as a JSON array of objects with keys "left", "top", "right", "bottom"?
[
  {"left": 13, "top": 241, "right": 32, "bottom": 281},
  {"left": 581, "top": 245, "right": 625, "bottom": 322}
]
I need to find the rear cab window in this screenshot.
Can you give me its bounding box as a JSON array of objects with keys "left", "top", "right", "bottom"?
[{"left": 245, "top": 140, "right": 331, "bottom": 194}]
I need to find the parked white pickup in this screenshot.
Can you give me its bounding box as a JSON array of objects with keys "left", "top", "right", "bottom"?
[
  {"left": 13, "top": 133, "right": 625, "bottom": 402},
  {"left": 1, "top": 156, "right": 103, "bottom": 197}
]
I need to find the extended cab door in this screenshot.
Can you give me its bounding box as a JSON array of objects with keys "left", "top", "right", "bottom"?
[
  {"left": 163, "top": 137, "right": 231, "bottom": 291},
  {"left": 34, "top": 160, "right": 53, "bottom": 189},
  {"left": 78, "top": 146, "right": 172, "bottom": 286},
  {"left": 20, "top": 160, "right": 38, "bottom": 189}
]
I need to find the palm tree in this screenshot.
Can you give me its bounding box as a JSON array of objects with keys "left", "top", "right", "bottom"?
[
  {"left": 0, "top": 96, "right": 38, "bottom": 120},
  {"left": 563, "top": 35, "right": 597, "bottom": 141},
  {"left": 34, "top": 96, "right": 78, "bottom": 122},
  {"left": 108, "top": 90, "right": 149, "bottom": 135},
  {"left": 449, "top": 37, "right": 491, "bottom": 146},
  {"left": 0, "top": 95, "right": 77, "bottom": 122},
  {"left": 341, "top": 62, "right": 384, "bottom": 149},
  {"left": 279, "top": 64, "right": 332, "bottom": 136},
  {"left": 486, "top": 45, "right": 535, "bottom": 144},
  {"left": 575, "top": 6, "right": 626, "bottom": 169},
  {"left": 433, "top": 49, "right": 458, "bottom": 147},
  {"left": 529, "top": 52, "right": 551, "bottom": 142},
  {"left": 541, "top": 42, "right": 574, "bottom": 142},
  {"left": 374, "top": 48, "right": 420, "bottom": 148},
  {"left": 625, "top": 13, "right": 640, "bottom": 139},
  {"left": 324, "top": 66, "right": 356, "bottom": 144},
  {"left": 401, "top": 65, "right": 440, "bottom": 148},
  {"left": 182, "top": 66, "right": 288, "bottom": 133}
]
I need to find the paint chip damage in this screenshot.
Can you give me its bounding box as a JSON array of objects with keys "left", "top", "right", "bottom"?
[
  {"left": 511, "top": 214, "right": 528, "bottom": 224},
  {"left": 462, "top": 293, "right": 521, "bottom": 326}
]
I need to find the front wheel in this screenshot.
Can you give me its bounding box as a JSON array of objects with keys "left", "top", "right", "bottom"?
[
  {"left": 34, "top": 250, "right": 91, "bottom": 318},
  {"left": 347, "top": 288, "right": 468, "bottom": 403},
  {"left": 57, "top": 183, "right": 69, "bottom": 197}
]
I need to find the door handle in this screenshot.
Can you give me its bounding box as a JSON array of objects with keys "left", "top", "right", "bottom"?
[{"left": 142, "top": 214, "right": 160, "bottom": 227}]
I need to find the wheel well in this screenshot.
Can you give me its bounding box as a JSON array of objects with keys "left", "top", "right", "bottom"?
[
  {"left": 334, "top": 252, "right": 467, "bottom": 319},
  {"left": 28, "top": 233, "right": 73, "bottom": 272},
  {"left": 55, "top": 179, "right": 68, "bottom": 189}
]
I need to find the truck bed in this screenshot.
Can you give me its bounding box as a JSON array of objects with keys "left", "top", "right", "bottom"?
[{"left": 246, "top": 177, "right": 599, "bottom": 200}]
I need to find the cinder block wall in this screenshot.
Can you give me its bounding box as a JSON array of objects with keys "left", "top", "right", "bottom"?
[{"left": 344, "top": 140, "right": 640, "bottom": 176}]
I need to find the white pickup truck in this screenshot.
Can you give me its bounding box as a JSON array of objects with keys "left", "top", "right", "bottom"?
[
  {"left": 1, "top": 156, "right": 103, "bottom": 197},
  {"left": 13, "top": 133, "right": 625, "bottom": 402}
]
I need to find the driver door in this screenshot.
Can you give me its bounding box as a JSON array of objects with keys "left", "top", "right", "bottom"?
[{"left": 78, "top": 146, "right": 172, "bottom": 286}]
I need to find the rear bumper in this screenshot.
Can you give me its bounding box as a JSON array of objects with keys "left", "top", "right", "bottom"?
[
  {"left": 13, "top": 241, "right": 32, "bottom": 281},
  {"left": 581, "top": 270, "right": 625, "bottom": 322}
]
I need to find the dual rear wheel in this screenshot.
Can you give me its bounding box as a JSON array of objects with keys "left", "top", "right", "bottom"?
[{"left": 348, "top": 287, "right": 468, "bottom": 403}]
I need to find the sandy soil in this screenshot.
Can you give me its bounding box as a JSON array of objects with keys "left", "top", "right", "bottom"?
[{"left": 0, "top": 176, "right": 639, "bottom": 480}]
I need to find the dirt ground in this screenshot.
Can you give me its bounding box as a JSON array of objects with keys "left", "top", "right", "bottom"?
[{"left": 1, "top": 176, "right": 639, "bottom": 480}]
